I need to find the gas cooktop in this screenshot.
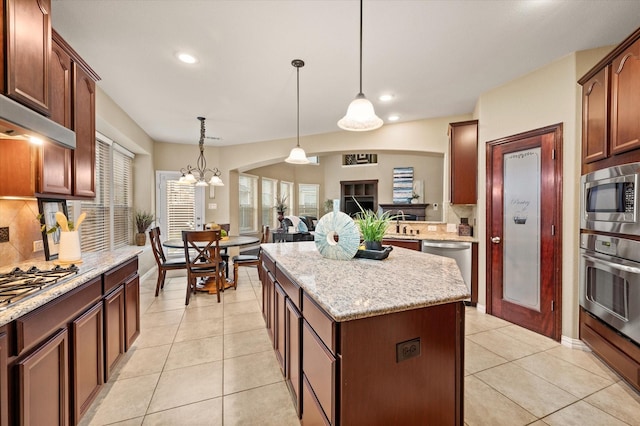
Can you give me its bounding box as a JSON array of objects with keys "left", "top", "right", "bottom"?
[{"left": 0, "top": 264, "right": 79, "bottom": 309}]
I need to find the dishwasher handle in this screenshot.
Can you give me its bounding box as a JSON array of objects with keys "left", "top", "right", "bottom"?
[{"left": 422, "top": 241, "right": 471, "bottom": 250}]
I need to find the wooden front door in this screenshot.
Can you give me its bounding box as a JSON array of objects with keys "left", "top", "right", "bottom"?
[{"left": 486, "top": 124, "right": 563, "bottom": 340}]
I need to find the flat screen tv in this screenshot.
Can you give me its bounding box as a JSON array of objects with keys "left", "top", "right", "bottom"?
[{"left": 344, "top": 198, "right": 374, "bottom": 217}]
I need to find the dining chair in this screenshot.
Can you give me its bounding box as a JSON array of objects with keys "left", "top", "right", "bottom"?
[
  {"left": 182, "top": 229, "right": 225, "bottom": 305},
  {"left": 149, "top": 227, "right": 187, "bottom": 297},
  {"left": 232, "top": 225, "right": 269, "bottom": 289}
]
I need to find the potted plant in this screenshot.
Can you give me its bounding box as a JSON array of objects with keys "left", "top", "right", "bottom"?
[
  {"left": 134, "top": 210, "right": 154, "bottom": 246},
  {"left": 411, "top": 192, "right": 420, "bottom": 204},
  {"left": 273, "top": 195, "right": 288, "bottom": 227},
  {"left": 353, "top": 198, "right": 393, "bottom": 251},
  {"left": 323, "top": 198, "right": 334, "bottom": 213}
]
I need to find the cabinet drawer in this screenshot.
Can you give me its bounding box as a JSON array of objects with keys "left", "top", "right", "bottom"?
[
  {"left": 262, "top": 252, "right": 276, "bottom": 276},
  {"left": 17, "top": 276, "right": 101, "bottom": 354},
  {"left": 302, "top": 292, "right": 336, "bottom": 353},
  {"left": 276, "top": 265, "right": 300, "bottom": 309},
  {"left": 302, "top": 374, "right": 330, "bottom": 426},
  {"left": 303, "top": 321, "right": 336, "bottom": 424},
  {"left": 103, "top": 257, "right": 138, "bottom": 294}
]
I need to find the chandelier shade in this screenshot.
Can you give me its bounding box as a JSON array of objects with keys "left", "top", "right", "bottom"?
[
  {"left": 179, "top": 117, "right": 224, "bottom": 186},
  {"left": 338, "top": 0, "right": 382, "bottom": 132},
  {"left": 285, "top": 59, "right": 310, "bottom": 165}
]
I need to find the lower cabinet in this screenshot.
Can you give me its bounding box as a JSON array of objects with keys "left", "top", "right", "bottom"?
[
  {"left": 4, "top": 256, "right": 140, "bottom": 425},
  {"left": 17, "top": 329, "right": 69, "bottom": 426},
  {"left": 285, "top": 298, "right": 302, "bottom": 416},
  {"left": 274, "top": 283, "right": 286, "bottom": 373},
  {"left": 71, "top": 303, "right": 103, "bottom": 424},
  {"left": 104, "top": 286, "right": 125, "bottom": 381}
]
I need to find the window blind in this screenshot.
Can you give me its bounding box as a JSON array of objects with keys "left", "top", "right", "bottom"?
[
  {"left": 166, "top": 180, "right": 196, "bottom": 241},
  {"left": 261, "top": 177, "right": 277, "bottom": 229},
  {"left": 239, "top": 174, "right": 258, "bottom": 233},
  {"left": 112, "top": 145, "right": 133, "bottom": 248},
  {"left": 79, "top": 138, "right": 110, "bottom": 252},
  {"left": 298, "top": 183, "right": 319, "bottom": 217}
]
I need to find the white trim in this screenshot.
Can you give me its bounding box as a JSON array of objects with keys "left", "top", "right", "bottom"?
[
  {"left": 475, "top": 303, "right": 486, "bottom": 314},
  {"left": 561, "top": 336, "right": 591, "bottom": 351},
  {"left": 95, "top": 130, "right": 114, "bottom": 146}
]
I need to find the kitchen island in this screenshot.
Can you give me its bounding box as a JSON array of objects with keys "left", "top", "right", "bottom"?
[{"left": 260, "top": 241, "right": 469, "bottom": 425}]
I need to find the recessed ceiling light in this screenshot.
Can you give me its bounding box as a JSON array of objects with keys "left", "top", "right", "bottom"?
[
  {"left": 379, "top": 94, "right": 394, "bottom": 102},
  {"left": 388, "top": 115, "right": 400, "bottom": 122},
  {"left": 177, "top": 52, "right": 198, "bottom": 64}
]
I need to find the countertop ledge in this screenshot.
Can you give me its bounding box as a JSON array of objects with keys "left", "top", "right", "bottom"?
[
  {"left": 261, "top": 241, "right": 469, "bottom": 322},
  {"left": 383, "top": 232, "right": 477, "bottom": 243},
  {"left": 0, "top": 247, "right": 142, "bottom": 327}
]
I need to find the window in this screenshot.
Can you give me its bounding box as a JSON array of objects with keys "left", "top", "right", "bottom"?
[
  {"left": 239, "top": 174, "right": 258, "bottom": 233},
  {"left": 261, "top": 177, "right": 277, "bottom": 229},
  {"left": 280, "top": 181, "right": 294, "bottom": 215},
  {"left": 69, "top": 133, "right": 133, "bottom": 251},
  {"left": 298, "top": 183, "right": 319, "bottom": 217}
]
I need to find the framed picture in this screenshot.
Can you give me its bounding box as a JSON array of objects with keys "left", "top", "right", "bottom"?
[{"left": 38, "top": 198, "right": 68, "bottom": 260}]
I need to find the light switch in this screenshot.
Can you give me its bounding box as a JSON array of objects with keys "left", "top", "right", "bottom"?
[{"left": 208, "top": 203, "right": 217, "bottom": 210}]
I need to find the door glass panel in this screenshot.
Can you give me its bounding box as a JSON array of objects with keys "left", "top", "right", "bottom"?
[{"left": 503, "top": 148, "right": 541, "bottom": 310}]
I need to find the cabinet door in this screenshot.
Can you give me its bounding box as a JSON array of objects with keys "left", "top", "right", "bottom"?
[
  {"left": 0, "top": 331, "right": 7, "bottom": 426},
  {"left": 611, "top": 38, "right": 640, "bottom": 155},
  {"left": 582, "top": 67, "right": 609, "bottom": 164},
  {"left": 72, "top": 65, "right": 96, "bottom": 198},
  {"left": 124, "top": 275, "right": 140, "bottom": 350},
  {"left": 449, "top": 120, "right": 478, "bottom": 205},
  {"left": 285, "top": 298, "right": 302, "bottom": 417},
  {"left": 40, "top": 141, "right": 72, "bottom": 195},
  {"left": 103, "top": 286, "right": 125, "bottom": 381},
  {"left": 71, "top": 303, "right": 103, "bottom": 424},
  {"left": 17, "top": 328, "right": 69, "bottom": 426},
  {"left": 50, "top": 37, "right": 72, "bottom": 128},
  {"left": 0, "top": 140, "right": 37, "bottom": 197},
  {"left": 4, "top": 0, "right": 51, "bottom": 114},
  {"left": 263, "top": 270, "right": 274, "bottom": 342},
  {"left": 274, "top": 282, "right": 286, "bottom": 373}
]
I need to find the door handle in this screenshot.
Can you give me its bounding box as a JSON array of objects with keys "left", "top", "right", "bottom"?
[{"left": 491, "top": 236, "right": 501, "bottom": 244}]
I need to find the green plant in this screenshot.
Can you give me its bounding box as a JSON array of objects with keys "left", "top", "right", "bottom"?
[
  {"left": 411, "top": 192, "right": 420, "bottom": 199},
  {"left": 323, "top": 199, "right": 334, "bottom": 213},
  {"left": 273, "top": 195, "right": 288, "bottom": 213},
  {"left": 353, "top": 198, "right": 393, "bottom": 242},
  {"left": 135, "top": 210, "right": 154, "bottom": 233}
]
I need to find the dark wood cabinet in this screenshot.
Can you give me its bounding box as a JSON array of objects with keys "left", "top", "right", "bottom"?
[
  {"left": 274, "top": 283, "right": 286, "bottom": 373},
  {"left": 72, "top": 64, "right": 96, "bottom": 198},
  {"left": 0, "top": 140, "right": 38, "bottom": 197},
  {"left": 50, "top": 34, "right": 72, "bottom": 128},
  {"left": 610, "top": 37, "right": 640, "bottom": 156},
  {"left": 3, "top": 0, "right": 51, "bottom": 115},
  {"left": 70, "top": 302, "right": 103, "bottom": 424},
  {"left": 581, "top": 67, "right": 609, "bottom": 164},
  {"left": 340, "top": 179, "right": 378, "bottom": 216},
  {"left": 41, "top": 141, "right": 73, "bottom": 195},
  {"left": 262, "top": 269, "right": 275, "bottom": 343},
  {"left": 124, "top": 275, "right": 140, "bottom": 350},
  {"left": 17, "top": 328, "right": 69, "bottom": 426},
  {"left": 285, "top": 298, "right": 302, "bottom": 416},
  {"left": 449, "top": 120, "right": 478, "bottom": 205},
  {"left": 580, "top": 27, "right": 640, "bottom": 173},
  {"left": 103, "top": 286, "right": 125, "bottom": 381},
  {"left": 0, "top": 330, "right": 7, "bottom": 426},
  {"left": 382, "top": 238, "right": 421, "bottom": 251}
]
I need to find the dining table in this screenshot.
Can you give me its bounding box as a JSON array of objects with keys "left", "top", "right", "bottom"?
[{"left": 163, "top": 235, "right": 260, "bottom": 293}]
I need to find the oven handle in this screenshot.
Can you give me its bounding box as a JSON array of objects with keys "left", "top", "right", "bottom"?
[{"left": 582, "top": 253, "right": 640, "bottom": 274}]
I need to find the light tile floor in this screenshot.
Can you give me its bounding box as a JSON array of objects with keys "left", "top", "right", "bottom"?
[{"left": 80, "top": 267, "right": 640, "bottom": 425}]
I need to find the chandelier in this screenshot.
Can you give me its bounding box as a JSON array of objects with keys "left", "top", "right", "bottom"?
[{"left": 179, "top": 117, "right": 224, "bottom": 186}]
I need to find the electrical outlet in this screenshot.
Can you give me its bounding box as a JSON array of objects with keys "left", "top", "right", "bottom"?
[
  {"left": 427, "top": 225, "right": 437, "bottom": 231},
  {"left": 33, "top": 240, "right": 44, "bottom": 252},
  {"left": 433, "top": 203, "right": 438, "bottom": 211},
  {"left": 208, "top": 203, "right": 217, "bottom": 210},
  {"left": 0, "top": 227, "right": 8, "bottom": 243},
  {"left": 396, "top": 337, "right": 421, "bottom": 362}
]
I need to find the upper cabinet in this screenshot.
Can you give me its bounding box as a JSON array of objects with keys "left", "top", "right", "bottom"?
[
  {"left": 580, "top": 27, "right": 640, "bottom": 174},
  {"left": 449, "top": 120, "right": 478, "bottom": 205},
  {"left": 3, "top": 0, "right": 51, "bottom": 115}
]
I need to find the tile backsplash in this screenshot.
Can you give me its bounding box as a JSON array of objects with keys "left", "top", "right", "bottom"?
[{"left": 0, "top": 199, "right": 45, "bottom": 267}]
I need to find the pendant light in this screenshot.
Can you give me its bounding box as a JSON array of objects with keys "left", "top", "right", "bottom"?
[
  {"left": 338, "top": 0, "right": 382, "bottom": 132},
  {"left": 285, "top": 59, "right": 311, "bottom": 164}
]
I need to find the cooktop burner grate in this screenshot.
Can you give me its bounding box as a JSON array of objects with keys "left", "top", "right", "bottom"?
[{"left": 0, "top": 264, "right": 79, "bottom": 308}]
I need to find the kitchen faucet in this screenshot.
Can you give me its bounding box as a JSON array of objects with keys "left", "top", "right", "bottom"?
[{"left": 396, "top": 210, "right": 405, "bottom": 233}]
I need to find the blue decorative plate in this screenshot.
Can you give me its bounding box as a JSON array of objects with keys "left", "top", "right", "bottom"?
[{"left": 314, "top": 212, "right": 360, "bottom": 260}]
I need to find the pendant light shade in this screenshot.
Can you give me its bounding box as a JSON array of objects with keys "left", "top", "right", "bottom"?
[
  {"left": 285, "top": 59, "right": 310, "bottom": 165},
  {"left": 338, "top": 0, "right": 382, "bottom": 132}
]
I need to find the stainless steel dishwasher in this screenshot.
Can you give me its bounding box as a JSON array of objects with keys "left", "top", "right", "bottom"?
[{"left": 422, "top": 240, "right": 472, "bottom": 295}]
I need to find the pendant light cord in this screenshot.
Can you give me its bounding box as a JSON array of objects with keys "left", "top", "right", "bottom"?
[
  {"left": 359, "top": 0, "right": 363, "bottom": 95},
  {"left": 297, "top": 64, "right": 300, "bottom": 148}
]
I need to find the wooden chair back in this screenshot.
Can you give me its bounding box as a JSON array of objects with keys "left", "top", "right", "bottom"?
[
  {"left": 149, "top": 227, "right": 167, "bottom": 264},
  {"left": 181, "top": 229, "right": 224, "bottom": 304}
]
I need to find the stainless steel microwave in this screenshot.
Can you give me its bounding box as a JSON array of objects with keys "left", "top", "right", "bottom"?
[{"left": 581, "top": 162, "right": 640, "bottom": 235}]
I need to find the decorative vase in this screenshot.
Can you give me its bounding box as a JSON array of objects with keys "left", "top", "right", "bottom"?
[
  {"left": 135, "top": 232, "right": 146, "bottom": 246},
  {"left": 277, "top": 211, "right": 285, "bottom": 229},
  {"left": 364, "top": 240, "right": 383, "bottom": 251},
  {"left": 411, "top": 198, "right": 419, "bottom": 204},
  {"left": 59, "top": 231, "right": 81, "bottom": 262}
]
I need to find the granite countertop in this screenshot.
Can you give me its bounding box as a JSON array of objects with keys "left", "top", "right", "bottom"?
[
  {"left": 0, "top": 247, "right": 142, "bottom": 327},
  {"left": 261, "top": 241, "right": 469, "bottom": 322},
  {"left": 383, "top": 232, "right": 477, "bottom": 243}
]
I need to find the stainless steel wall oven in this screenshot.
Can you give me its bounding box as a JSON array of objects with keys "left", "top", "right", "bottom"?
[{"left": 579, "top": 234, "right": 640, "bottom": 345}]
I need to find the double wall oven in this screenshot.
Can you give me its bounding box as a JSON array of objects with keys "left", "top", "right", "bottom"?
[{"left": 580, "top": 162, "right": 640, "bottom": 346}]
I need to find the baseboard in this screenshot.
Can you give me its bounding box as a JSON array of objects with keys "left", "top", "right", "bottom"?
[
  {"left": 475, "top": 303, "right": 486, "bottom": 314},
  {"left": 561, "top": 335, "right": 591, "bottom": 351},
  {"left": 140, "top": 265, "right": 157, "bottom": 283}
]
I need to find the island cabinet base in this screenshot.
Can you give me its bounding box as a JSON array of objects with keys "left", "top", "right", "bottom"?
[{"left": 337, "top": 302, "right": 464, "bottom": 425}]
